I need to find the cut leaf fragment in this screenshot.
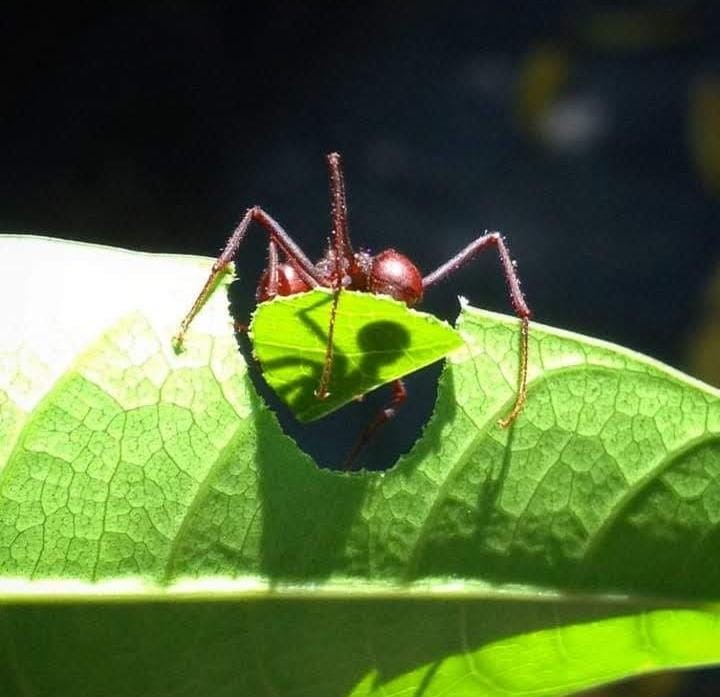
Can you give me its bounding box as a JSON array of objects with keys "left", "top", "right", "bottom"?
[{"left": 249, "top": 289, "right": 464, "bottom": 421}]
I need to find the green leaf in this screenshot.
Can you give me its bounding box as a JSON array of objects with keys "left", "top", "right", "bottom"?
[
  {"left": 2, "top": 234, "right": 720, "bottom": 697},
  {"left": 249, "top": 289, "right": 464, "bottom": 421}
]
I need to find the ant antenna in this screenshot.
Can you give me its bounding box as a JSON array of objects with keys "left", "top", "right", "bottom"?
[{"left": 327, "top": 152, "right": 353, "bottom": 256}]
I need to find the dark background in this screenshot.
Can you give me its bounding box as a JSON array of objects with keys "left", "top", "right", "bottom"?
[{"left": 2, "top": 2, "right": 720, "bottom": 693}]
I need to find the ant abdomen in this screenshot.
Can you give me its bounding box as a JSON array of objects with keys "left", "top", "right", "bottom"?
[
  {"left": 368, "top": 249, "right": 424, "bottom": 306},
  {"left": 256, "top": 263, "right": 311, "bottom": 302}
]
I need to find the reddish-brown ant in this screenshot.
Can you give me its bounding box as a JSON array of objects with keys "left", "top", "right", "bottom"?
[{"left": 174, "top": 152, "right": 531, "bottom": 469}]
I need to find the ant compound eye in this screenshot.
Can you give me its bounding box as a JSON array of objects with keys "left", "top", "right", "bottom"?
[{"left": 369, "top": 250, "right": 424, "bottom": 306}]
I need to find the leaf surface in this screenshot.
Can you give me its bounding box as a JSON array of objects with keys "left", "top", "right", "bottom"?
[{"left": 1, "top": 235, "right": 720, "bottom": 697}]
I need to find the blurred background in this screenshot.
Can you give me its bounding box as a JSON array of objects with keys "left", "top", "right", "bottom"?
[{"left": 2, "top": 2, "right": 719, "bottom": 694}]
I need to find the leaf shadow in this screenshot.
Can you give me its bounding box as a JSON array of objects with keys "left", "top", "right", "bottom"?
[
  {"left": 16, "top": 599, "right": 689, "bottom": 697},
  {"left": 246, "top": 383, "right": 370, "bottom": 581},
  {"left": 222, "top": 280, "right": 371, "bottom": 579}
]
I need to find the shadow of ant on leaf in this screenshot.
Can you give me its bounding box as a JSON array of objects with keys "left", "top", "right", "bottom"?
[{"left": 259, "top": 292, "right": 412, "bottom": 413}]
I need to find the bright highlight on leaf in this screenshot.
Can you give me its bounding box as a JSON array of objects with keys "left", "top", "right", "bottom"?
[
  {"left": 2, "top": 235, "right": 720, "bottom": 697},
  {"left": 249, "top": 289, "right": 464, "bottom": 421}
]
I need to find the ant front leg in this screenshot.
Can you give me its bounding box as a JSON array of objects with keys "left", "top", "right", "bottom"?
[
  {"left": 173, "top": 206, "right": 323, "bottom": 350},
  {"left": 343, "top": 379, "right": 408, "bottom": 470},
  {"left": 422, "top": 231, "right": 532, "bottom": 428}
]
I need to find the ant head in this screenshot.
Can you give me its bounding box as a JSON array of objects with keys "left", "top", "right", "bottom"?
[
  {"left": 257, "top": 263, "right": 311, "bottom": 302},
  {"left": 369, "top": 249, "right": 424, "bottom": 307}
]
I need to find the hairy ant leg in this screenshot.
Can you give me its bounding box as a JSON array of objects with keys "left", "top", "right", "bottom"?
[
  {"left": 174, "top": 207, "right": 325, "bottom": 349},
  {"left": 343, "top": 379, "right": 408, "bottom": 470},
  {"left": 422, "top": 232, "right": 532, "bottom": 427}
]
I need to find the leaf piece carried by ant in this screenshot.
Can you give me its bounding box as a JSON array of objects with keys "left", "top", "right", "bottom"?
[{"left": 249, "top": 289, "right": 464, "bottom": 422}]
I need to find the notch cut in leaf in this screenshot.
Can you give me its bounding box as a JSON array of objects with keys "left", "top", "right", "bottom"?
[
  {"left": 4, "top": 236, "right": 720, "bottom": 696},
  {"left": 249, "top": 289, "right": 464, "bottom": 421}
]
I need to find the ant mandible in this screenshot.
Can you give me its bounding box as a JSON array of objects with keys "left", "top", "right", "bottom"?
[{"left": 174, "top": 152, "right": 531, "bottom": 469}]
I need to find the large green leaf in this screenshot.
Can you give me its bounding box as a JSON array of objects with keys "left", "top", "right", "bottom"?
[
  {"left": 249, "top": 289, "right": 464, "bottom": 421},
  {"left": 1, "top": 235, "right": 720, "bottom": 697}
]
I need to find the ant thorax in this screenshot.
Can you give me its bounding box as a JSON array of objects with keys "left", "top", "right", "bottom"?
[{"left": 314, "top": 248, "right": 373, "bottom": 290}]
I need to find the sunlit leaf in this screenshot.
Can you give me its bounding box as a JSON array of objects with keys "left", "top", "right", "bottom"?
[
  {"left": 1, "top": 235, "right": 720, "bottom": 697},
  {"left": 249, "top": 289, "right": 464, "bottom": 421}
]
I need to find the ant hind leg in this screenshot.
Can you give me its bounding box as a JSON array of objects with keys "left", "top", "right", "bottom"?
[{"left": 342, "top": 379, "right": 408, "bottom": 470}]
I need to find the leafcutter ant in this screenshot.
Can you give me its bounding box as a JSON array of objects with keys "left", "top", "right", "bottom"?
[{"left": 174, "top": 153, "right": 531, "bottom": 468}]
